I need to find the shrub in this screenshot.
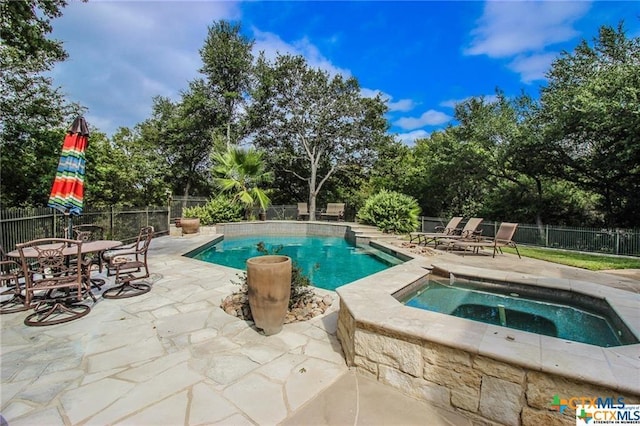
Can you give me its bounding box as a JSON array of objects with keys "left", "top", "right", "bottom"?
[
  {"left": 357, "top": 190, "right": 420, "bottom": 234},
  {"left": 183, "top": 195, "right": 244, "bottom": 225}
]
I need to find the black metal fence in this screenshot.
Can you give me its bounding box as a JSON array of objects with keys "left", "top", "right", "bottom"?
[
  {"left": 0, "top": 206, "right": 169, "bottom": 252},
  {"left": 419, "top": 217, "right": 640, "bottom": 257},
  {"left": 3, "top": 205, "right": 638, "bottom": 257}
]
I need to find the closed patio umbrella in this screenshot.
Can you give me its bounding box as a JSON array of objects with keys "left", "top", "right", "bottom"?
[{"left": 48, "top": 116, "right": 89, "bottom": 238}]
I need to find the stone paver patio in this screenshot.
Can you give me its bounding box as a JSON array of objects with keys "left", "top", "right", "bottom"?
[{"left": 1, "top": 229, "right": 638, "bottom": 425}]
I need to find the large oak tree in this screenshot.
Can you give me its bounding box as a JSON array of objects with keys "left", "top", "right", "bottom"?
[{"left": 250, "top": 54, "right": 390, "bottom": 219}]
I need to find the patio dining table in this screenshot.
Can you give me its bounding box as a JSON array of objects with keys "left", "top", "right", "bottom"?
[
  {"left": 7, "top": 240, "right": 123, "bottom": 289},
  {"left": 6, "top": 240, "right": 122, "bottom": 259}
]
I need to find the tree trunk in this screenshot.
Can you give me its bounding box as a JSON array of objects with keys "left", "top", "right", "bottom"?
[
  {"left": 308, "top": 163, "right": 318, "bottom": 220},
  {"left": 181, "top": 180, "right": 192, "bottom": 209}
]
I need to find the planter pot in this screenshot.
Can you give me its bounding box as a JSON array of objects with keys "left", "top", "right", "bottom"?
[
  {"left": 246, "top": 255, "right": 292, "bottom": 335},
  {"left": 258, "top": 211, "right": 267, "bottom": 221},
  {"left": 180, "top": 218, "right": 200, "bottom": 234}
]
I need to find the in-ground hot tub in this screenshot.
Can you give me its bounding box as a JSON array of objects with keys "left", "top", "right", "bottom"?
[
  {"left": 397, "top": 274, "right": 638, "bottom": 348},
  {"left": 336, "top": 261, "right": 640, "bottom": 425}
]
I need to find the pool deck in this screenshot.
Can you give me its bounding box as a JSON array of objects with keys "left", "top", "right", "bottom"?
[{"left": 1, "top": 227, "right": 639, "bottom": 425}]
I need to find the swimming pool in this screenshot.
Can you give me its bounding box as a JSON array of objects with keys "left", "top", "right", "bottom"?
[
  {"left": 190, "top": 235, "right": 405, "bottom": 291},
  {"left": 398, "top": 277, "right": 638, "bottom": 347}
]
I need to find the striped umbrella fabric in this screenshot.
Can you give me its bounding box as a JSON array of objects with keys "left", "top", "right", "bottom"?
[{"left": 48, "top": 116, "right": 89, "bottom": 216}]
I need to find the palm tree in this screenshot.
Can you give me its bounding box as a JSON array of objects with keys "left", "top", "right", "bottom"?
[{"left": 212, "top": 147, "right": 273, "bottom": 218}]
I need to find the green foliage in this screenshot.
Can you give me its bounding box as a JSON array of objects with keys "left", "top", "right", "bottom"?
[
  {"left": 199, "top": 20, "right": 254, "bottom": 146},
  {"left": 212, "top": 146, "right": 272, "bottom": 214},
  {"left": 357, "top": 190, "right": 420, "bottom": 234},
  {"left": 138, "top": 78, "right": 224, "bottom": 201},
  {"left": 182, "top": 195, "right": 243, "bottom": 225},
  {"left": 540, "top": 23, "right": 640, "bottom": 226},
  {"left": 85, "top": 128, "right": 170, "bottom": 208},
  {"left": 0, "top": 0, "right": 73, "bottom": 207},
  {"left": 250, "top": 53, "right": 391, "bottom": 219},
  {"left": 502, "top": 247, "right": 640, "bottom": 271}
]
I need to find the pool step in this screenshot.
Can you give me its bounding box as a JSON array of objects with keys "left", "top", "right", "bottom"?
[{"left": 349, "top": 225, "right": 404, "bottom": 244}]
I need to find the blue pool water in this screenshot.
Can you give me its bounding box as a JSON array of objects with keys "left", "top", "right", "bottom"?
[
  {"left": 191, "top": 235, "right": 404, "bottom": 291},
  {"left": 400, "top": 279, "right": 634, "bottom": 347}
]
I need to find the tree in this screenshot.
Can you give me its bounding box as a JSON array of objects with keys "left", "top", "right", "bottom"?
[
  {"left": 408, "top": 128, "right": 488, "bottom": 218},
  {"left": 540, "top": 23, "right": 640, "bottom": 227},
  {"left": 199, "top": 20, "right": 254, "bottom": 147},
  {"left": 85, "top": 128, "right": 170, "bottom": 207},
  {"left": 212, "top": 147, "right": 272, "bottom": 218},
  {"left": 0, "top": 0, "right": 73, "bottom": 207},
  {"left": 250, "top": 54, "right": 390, "bottom": 220},
  {"left": 140, "top": 80, "right": 221, "bottom": 200}
]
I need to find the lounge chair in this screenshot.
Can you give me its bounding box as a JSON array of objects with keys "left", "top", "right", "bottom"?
[
  {"left": 321, "top": 203, "right": 345, "bottom": 221},
  {"left": 409, "top": 216, "right": 463, "bottom": 245},
  {"left": 451, "top": 222, "right": 521, "bottom": 258},
  {"left": 434, "top": 217, "right": 484, "bottom": 248},
  {"left": 297, "top": 202, "right": 309, "bottom": 221}
]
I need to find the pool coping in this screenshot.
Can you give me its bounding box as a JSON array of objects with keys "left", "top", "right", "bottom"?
[
  {"left": 336, "top": 257, "right": 640, "bottom": 396},
  {"left": 192, "top": 221, "right": 640, "bottom": 395}
]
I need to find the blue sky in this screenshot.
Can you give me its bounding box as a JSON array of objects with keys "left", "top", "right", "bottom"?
[{"left": 49, "top": 1, "right": 640, "bottom": 145}]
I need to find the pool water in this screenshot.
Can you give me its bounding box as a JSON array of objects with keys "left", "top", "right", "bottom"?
[
  {"left": 400, "top": 279, "right": 634, "bottom": 347},
  {"left": 191, "top": 235, "right": 404, "bottom": 291}
]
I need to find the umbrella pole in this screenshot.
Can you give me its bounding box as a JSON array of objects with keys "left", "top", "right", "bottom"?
[{"left": 65, "top": 212, "right": 73, "bottom": 239}]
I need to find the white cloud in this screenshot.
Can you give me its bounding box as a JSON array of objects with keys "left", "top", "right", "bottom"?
[
  {"left": 360, "top": 88, "right": 416, "bottom": 112},
  {"left": 464, "top": 1, "right": 591, "bottom": 83},
  {"left": 393, "top": 110, "right": 451, "bottom": 130},
  {"left": 395, "top": 130, "right": 430, "bottom": 146},
  {"left": 440, "top": 97, "right": 470, "bottom": 109},
  {"left": 388, "top": 98, "right": 416, "bottom": 112},
  {"left": 508, "top": 52, "right": 558, "bottom": 83},
  {"left": 440, "top": 94, "right": 499, "bottom": 109},
  {"left": 465, "top": 1, "right": 591, "bottom": 58},
  {"left": 253, "top": 29, "right": 351, "bottom": 78},
  {"left": 50, "top": 1, "right": 241, "bottom": 136}
]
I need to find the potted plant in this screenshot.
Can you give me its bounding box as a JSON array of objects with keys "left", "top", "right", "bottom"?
[
  {"left": 180, "top": 206, "right": 201, "bottom": 234},
  {"left": 246, "top": 255, "right": 292, "bottom": 335}
]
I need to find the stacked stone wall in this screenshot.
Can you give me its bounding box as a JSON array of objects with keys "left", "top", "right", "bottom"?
[{"left": 337, "top": 300, "right": 639, "bottom": 426}]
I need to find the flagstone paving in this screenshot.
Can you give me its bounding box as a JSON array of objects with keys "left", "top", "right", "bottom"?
[
  {"left": 3, "top": 229, "right": 639, "bottom": 426},
  {"left": 1, "top": 233, "right": 475, "bottom": 426}
]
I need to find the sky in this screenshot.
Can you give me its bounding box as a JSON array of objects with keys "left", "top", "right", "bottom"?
[{"left": 49, "top": 0, "right": 640, "bottom": 145}]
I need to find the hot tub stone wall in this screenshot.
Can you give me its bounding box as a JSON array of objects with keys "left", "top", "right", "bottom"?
[{"left": 337, "top": 300, "right": 638, "bottom": 426}]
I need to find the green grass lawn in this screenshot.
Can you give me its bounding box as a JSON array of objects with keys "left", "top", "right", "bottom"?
[{"left": 502, "top": 247, "right": 640, "bottom": 271}]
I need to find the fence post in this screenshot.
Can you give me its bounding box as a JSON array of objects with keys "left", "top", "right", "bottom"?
[
  {"left": 52, "top": 209, "right": 57, "bottom": 237},
  {"left": 545, "top": 225, "right": 549, "bottom": 247},
  {"left": 615, "top": 229, "right": 620, "bottom": 255},
  {"left": 146, "top": 207, "right": 149, "bottom": 226},
  {"left": 110, "top": 205, "right": 114, "bottom": 237}
]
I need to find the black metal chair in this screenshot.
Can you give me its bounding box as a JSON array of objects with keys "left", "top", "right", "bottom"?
[
  {"left": 102, "top": 226, "right": 154, "bottom": 299},
  {"left": 16, "top": 238, "right": 92, "bottom": 326},
  {"left": 0, "top": 245, "right": 29, "bottom": 314}
]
